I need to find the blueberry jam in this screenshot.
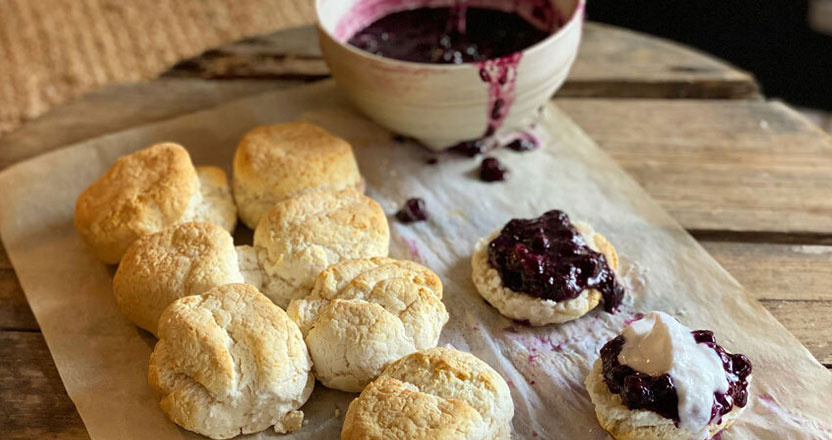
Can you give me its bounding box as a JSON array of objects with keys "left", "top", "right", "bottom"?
[
  {"left": 348, "top": 7, "right": 551, "bottom": 64},
  {"left": 600, "top": 332, "right": 752, "bottom": 426},
  {"left": 507, "top": 137, "right": 539, "bottom": 152},
  {"left": 449, "top": 138, "right": 488, "bottom": 157},
  {"left": 396, "top": 198, "right": 428, "bottom": 223},
  {"left": 487, "top": 210, "right": 625, "bottom": 311},
  {"left": 480, "top": 157, "right": 508, "bottom": 182}
]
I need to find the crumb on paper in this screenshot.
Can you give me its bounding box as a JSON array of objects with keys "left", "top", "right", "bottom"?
[
  {"left": 760, "top": 120, "right": 769, "bottom": 129},
  {"left": 334, "top": 407, "right": 341, "bottom": 418}
]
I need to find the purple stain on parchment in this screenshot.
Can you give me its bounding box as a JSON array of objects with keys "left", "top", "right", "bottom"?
[
  {"left": 623, "top": 312, "right": 645, "bottom": 327},
  {"left": 402, "top": 237, "right": 424, "bottom": 263}
]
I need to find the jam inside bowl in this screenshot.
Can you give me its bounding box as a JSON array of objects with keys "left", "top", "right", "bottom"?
[{"left": 316, "top": 0, "right": 584, "bottom": 150}]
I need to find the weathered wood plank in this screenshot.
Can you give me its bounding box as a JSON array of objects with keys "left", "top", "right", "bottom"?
[
  {"left": 702, "top": 241, "right": 832, "bottom": 302},
  {"left": 0, "top": 80, "right": 295, "bottom": 169},
  {"left": 759, "top": 300, "right": 832, "bottom": 367},
  {"left": 565, "top": 23, "right": 758, "bottom": 99},
  {"left": 0, "top": 331, "right": 88, "bottom": 440},
  {"left": 555, "top": 98, "right": 832, "bottom": 235},
  {"left": 164, "top": 23, "right": 758, "bottom": 99},
  {"left": 0, "top": 270, "right": 37, "bottom": 330}
]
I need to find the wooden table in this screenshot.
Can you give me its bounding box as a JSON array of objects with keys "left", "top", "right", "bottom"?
[{"left": 2, "top": 23, "right": 831, "bottom": 439}]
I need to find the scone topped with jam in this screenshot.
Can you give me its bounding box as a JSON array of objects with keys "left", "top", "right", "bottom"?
[
  {"left": 472, "top": 210, "right": 625, "bottom": 325},
  {"left": 586, "top": 311, "right": 752, "bottom": 440}
]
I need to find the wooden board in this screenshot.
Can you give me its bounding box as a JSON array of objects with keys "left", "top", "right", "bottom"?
[
  {"left": 555, "top": 98, "right": 832, "bottom": 235},
  {"left": 0, "top": 331, "right": 89, "bottom": 440},
  {"left": 164, "top": 23, "right": 758, "bottom": 100},
  {"left": 0, "top": 21, "right": 829, "bottom": 440}
]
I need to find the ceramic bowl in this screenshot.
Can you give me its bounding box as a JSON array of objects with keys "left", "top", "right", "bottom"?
[{"left": 316, "top": 0, "right": 584, "bottom": 150}]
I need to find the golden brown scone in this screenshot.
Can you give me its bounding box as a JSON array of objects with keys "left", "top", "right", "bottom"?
[
  {"left": 253, "top": 188, "right": 389, "bottom": 307},
  {"left": 585, "top": 359, "right": 747, "bottom": 440},
  {"left": 342, "top": 348, "right": 514, "bottom": 440},
  {"left": 190, "top": 166, "right": 237, "bottom": 233},
  {"left": 113, "top": 222, "right": 244, "bottom": 335},
  {"left": 287, "top": 257, "right": 448, "bottom": 392},
  {"left": 341, "top": 377, "right": 488, "bottom": 440},
  {"left": 74, "top": 143, "right": 236, "bottom": 264},
  {"left": 148, "top": 284, "right": 314, "bottom": 439},
  {"left": 232, "top": 122, "right": 363, "bottom": 229},
  {"left": 471, "top": 221, "right": 618, "bottom": 326}
]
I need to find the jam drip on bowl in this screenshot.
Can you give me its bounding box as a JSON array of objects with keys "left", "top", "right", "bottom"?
[
  {"left": 600, "top": 333, "right": 752, "bottom": 426},
  {"left": 487, "top": 210, "right": 625, "bottom": 311}
]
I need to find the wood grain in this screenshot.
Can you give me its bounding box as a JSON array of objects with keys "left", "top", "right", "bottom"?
[
  {"left": 0, "top": 331, "right": 89, "bottom": 440},
  {"left": 759, "top": 300, "right": 832, "bottom": 366},
  {"left": 162, "top": 23, "right": 758, "bottom": 99},
  {"left": 702, "top": 241, "right": 832, "bottom": 301},
  {"left": 555, "top": 98, "right": 832, "bottom": 235}
]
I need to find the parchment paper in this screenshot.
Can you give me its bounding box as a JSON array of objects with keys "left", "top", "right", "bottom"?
[{"left": 0, "top": 80, "right": 830, "bottom": 440}]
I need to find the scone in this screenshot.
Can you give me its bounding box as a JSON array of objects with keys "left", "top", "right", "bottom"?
[
  {"left": 113, "top": 222, "right": 245, "bottom": 335},
  {"left": 148, "top": 284, "right": 314, "bottom": 439},
  {"left": 342, "top": 348, "right": 514, "bottom": 440},
  {"left": 232, "top": 122, "right": 363, "bottom": 229},
  {"left": 585, "top": 312, "right": 752, "bottom": 440},
  {"left": 74, "top": 142, "right": 236, "bottom": 264},
  {"left": 253, "top": 188, "right": 389, "bottom": 307},
  {"left": 287, "top": 257, "right": 448, "bottom": 392},
  {"left": 471, "top": 209, "right": 625, "bottom": 325}
]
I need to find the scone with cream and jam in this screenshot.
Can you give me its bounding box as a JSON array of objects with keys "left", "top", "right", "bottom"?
[
  {"left": 586, "top": 311, "right": 752, "bottom": 440},
  {"left": 471, "top": 209, "right": 625, "bottom": 325}
]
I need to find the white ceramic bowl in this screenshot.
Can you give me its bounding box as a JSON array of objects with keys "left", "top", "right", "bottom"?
[{"left": 316, "top": 0, "right": 584, "bottom": 150}]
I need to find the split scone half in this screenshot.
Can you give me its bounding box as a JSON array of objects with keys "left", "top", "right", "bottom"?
[
  {"left": 253, "top": 188, "right": 389, "bottom": 307},
  {"left": 113, "top": 222, "right": 267, "bottom": 336},
  {"left": 287, "top": 257, "right": 448, "bottom": 392},
  {"left": 232, "top": 122, "right": 364, "bottom": 229},
  {"left": 149, "top": 284, "right": 314, "bottom": 439},
  {"left": 472, "top": 211, "right": 621, "bottom": 326},
  {"left": 585, "top": 311, "right": 753, "bottom": 440},
  {"left": 341, "top": 347, "right": 514, "bottom": 440},
  {"left": 74, "top": 142, "right": 236, "bottom": 264}
]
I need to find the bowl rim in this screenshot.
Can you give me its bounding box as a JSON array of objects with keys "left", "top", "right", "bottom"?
[{"left": 315, "top": 0, "right": 585, "bottom": 70}]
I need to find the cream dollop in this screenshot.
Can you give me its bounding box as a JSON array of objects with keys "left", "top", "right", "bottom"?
[{"left": 619, "top": 311, "right": 728, "bottom": 433}]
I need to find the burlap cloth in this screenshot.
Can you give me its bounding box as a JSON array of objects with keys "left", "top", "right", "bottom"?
[{"left": 0, "top": 0, "right": 315, "bottom": 135}]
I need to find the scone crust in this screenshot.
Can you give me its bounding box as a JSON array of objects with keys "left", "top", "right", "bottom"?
[
  {"left": 113, "top": 222, "right": 244, "bottom": 335},
  {"left": 184, "top": 166, "right": 237, "bottom": 233},
  {"left": 378, "top": 347, "right": 514, "bottom": 440},
  {"left": 148, "top": 284, "right": 314, "bottom": 439},
  {"left": 74, "top": 143, "right": 199, "bottom": 264},
  {"left": 233, "top": 122, "right": 363, "bottom": 229},
  {"left": 253, "top": 188, "right": 390, "bottom": 307},
  {"left": 342, "top": 348, "right": 513, "bottom": 440},
  {"left": 585, "top": 359, "right": 747, "bottom": 440},
  {"left": 470, "top": 221, "right": 618, "bottom": 326},
  {"left": 287, "top": 257, "right": 448, "bottom": 392},
  {"left": 341, "top": 377, "right": 488, "bottom": 440}
]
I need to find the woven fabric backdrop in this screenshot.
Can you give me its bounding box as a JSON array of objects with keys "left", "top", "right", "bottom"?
[{"left": 0, "top": 0, "right": 315, "bottom": 135}]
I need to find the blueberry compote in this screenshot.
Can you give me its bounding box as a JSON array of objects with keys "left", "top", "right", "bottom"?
[
  {"left": 348, "top": 7, "right": 550, "bottom": 64},
  {"left": 396, "top": 198, "right": 429, "bottom": 223},
  {"left": 480, "top": 157, "right": 508, "bottom": 182},
  {"left": 487, "top": 210, "right": 625, "bottom": 312},
  {"left": 600, "top": 332, "right": 752, "bottom": 426}
]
